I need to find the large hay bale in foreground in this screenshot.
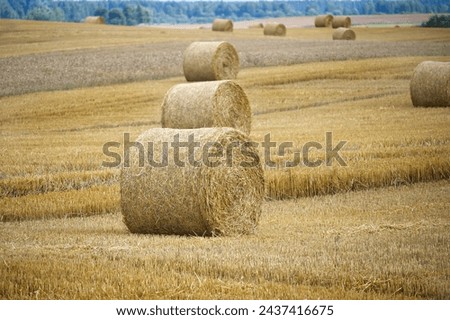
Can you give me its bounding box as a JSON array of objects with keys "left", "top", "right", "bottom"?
[
  {"left": 121, "top": 127, "right": 264, "bottom": 236},
  {"left": 84, "top": 16, "right": 105, "bottom": 24},
  {"left": 183, "top": 41, "right": 240, "bottom": 81},
  {"left": 315, "top": 14, "right": 334, "bottom": 27},
  {"left": 263, "top": 23, "right": 287, "bottom": 36},
  {"left": 410, "top": 61, "right": 450, "bottom": 107},
  {"left": 212, "top": 19, "right": 233, "bottom": 32},
  {"left": 161, "top": 80, "right": 251, "bottom": 135},
  {"left": 332, "top": 16, "right": 352, "bottom": 28},
  {"left": 332, "top": 28, "right": 356, "bottom": 40}
]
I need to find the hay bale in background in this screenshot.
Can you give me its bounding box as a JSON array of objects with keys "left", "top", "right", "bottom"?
[
  {"left": 249, "top": 22, "right": 264, "bottom": 29},
  {"left": 212, "top": 19, "right": 233, "bottom": 32},
  {"left": 84, "top": 16, "right": 105, "bottom": 24},
  {"left": 121, "top": 127, "right": 264, "bottom": 236},
  {"left": 332, "top": 16, "right": 352, "bottom": 28},
  {"left": 161, "top": 80, "right": 251, "bottom": 135},
  {"left": 263, "top": 23, "right": 287, "bottom": 36},
  {"left": 410, "top": 61, "right": 450, "bottom": 107},
  {"left": 332, "top": 28, "right": 356, "bottom": 40},
  {"left": 315, "top": 14, "right": 334, "bottom": 27},
  {"left": 183, "top": 41, "right": 240, "bottom": 81}
]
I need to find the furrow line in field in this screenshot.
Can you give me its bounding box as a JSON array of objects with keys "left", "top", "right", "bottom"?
[{"left": 53, "top": 120, "right": 160, "bottom": 133}]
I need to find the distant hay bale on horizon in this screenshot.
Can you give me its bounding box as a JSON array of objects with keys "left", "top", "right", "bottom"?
[
  {"left": 120, "top": 127, "right": 265, "bottom": 236},
  {"left": 315, "top": 14, "right": 334, "bottom": 27},
  {"left": 410, "top": 61, "right": 450, "bottom": 107},
  {"left": 161, "top": 80, "right": 251, "bottom": 135},
  {"left": 332, "top": 16, "right": 352, "bottom": 28},
  {"left": 249, "top": 22, "right": 264, "bottom": 28},
  {"left": 212, "top": 18, "right": 233, "bottom": 32},
  {"left": 332, "top": 28, "right": 356, "bottom": 40},
  {"left": 183, "top": 41, "right": 239, "bottom": 82},
  {"left": 84, "top": 16, "right": 105, "bottom": 24},
  {"left": 263, "top": 23, "right": 286, "bottom": 36}
]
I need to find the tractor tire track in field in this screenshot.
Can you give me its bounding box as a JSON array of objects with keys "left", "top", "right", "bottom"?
[
  {"left": 254, "top": 90, "right": 405, "bottom": 115},
  {"left": 1, "top": 39, "right": 449, "bottom": 96}
]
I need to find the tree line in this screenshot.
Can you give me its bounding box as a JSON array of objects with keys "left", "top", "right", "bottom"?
[
  {"left": 422, "top": 14, "right": 450, "bottom": 27},
  {"left": 0, "top": 1, "right": 449, "bottom": 25}
]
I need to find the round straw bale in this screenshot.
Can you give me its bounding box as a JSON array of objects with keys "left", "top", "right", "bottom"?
[
  {"left": 249, "top": 22, "right": 264, "bottom": 29},
  {"left": 263, "top": 23, "right": 287, "bottom": 36},
  {"left": 332, "top": 16, "right": 352, "bottom": 28},
  {"left": 212, "top": 19, "right": 233, "bottom": 32},
  {"left": 161, "top": 80, "right": 251, "bottom": 135},
  {"left": 410, "top": 61, "right": 450, "bottom": 107},
  {"left": 315, "top": 14, "right": 334, "bottom": 27},
  {"left": 120, "top": 127, "right": 264, "bottom": 236},
  {"left": 332, "top": 28, "right": 356, "bottom": 40},
  {"left": 84, "top": 16, "right": 105, "bottom": 24},
  {"left": 183, "top": 41, "right": 239, "bottom": 82}
]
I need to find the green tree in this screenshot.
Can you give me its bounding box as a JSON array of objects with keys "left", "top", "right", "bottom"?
[
  {"left": 123, "top": 4, "right": 137, "bottom": 26},
  {"left": 0, "top": 0, "right": 18, "bottom": 19},
  {"left": 136, "top": 5, "right": 151, "bottom": 24},
  {"left": 306, "top": 6, "right": 318, "bottom": 16},
  {"left": 422, "top": 14, "right": 450, "bottom": 28},
  {"left": 94, "top": 7, "right": 108, "bottom": 21},
  {"left": 363, "top": 0, "right": 376, "bottom": 14},
  {"left": 27, "top": 6, "right": 53, "bottom": 21},
  {"left": 242, "top": 2, "right": 256, "bottom": 17},
  {"left": 439, "top": 4, "right": 449, "bottom": 13},
  {"left": 52, "top": 7, "right": 64, "bottom": 21},
  {"left": 108, "top": 8, "right": 125, "bottom": 25},
  {"left": 326, "top": 1, "right": 336, "bottom": 14}
]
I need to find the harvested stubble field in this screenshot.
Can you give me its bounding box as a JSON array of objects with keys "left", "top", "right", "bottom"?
[
  {"left": 0, "top": 18, "right": 449, "bottom": 299},
  {"left": 1, "top": 20, "right": 450, "bottom": 96}
]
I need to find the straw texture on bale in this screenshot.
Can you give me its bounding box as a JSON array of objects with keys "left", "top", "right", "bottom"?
[
  {"left": 161, "top": 80, "right": 251, "bottom": 135},
  {"left": 84, "top": 16, "right": 105, "bottom": 24},
  {"left": 410, "top": 61, "right": 450, "bottom": 107},
  {"left": 212, "top": 19, "right": 233, "bottom": 32},
  {"left": 315, "top": 15, "right": 334, "bottom": 27},
  {"left": 183, "top": 41, "right": 240, "bottom": 82},
  {"left": 332, "top": 28, "right": 356, "bottom": 40},
  {"left": 263, "top": 23, "right": 287, "bottom": 36},
  {"left": 332, "top": 16, "right": 352, "bottom": 28},
  {"left": 120, "top": 127, "right": 264, "bottom": 236}
]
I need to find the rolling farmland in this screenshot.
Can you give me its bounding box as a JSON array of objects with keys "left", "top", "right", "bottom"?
[{"left": 0, "top": 17, "right": 449, "bottom": 299}]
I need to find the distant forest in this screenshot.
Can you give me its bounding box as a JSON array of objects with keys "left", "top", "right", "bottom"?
[{"left": 0, "top": 1, "right": 449, "bottom": 25}]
